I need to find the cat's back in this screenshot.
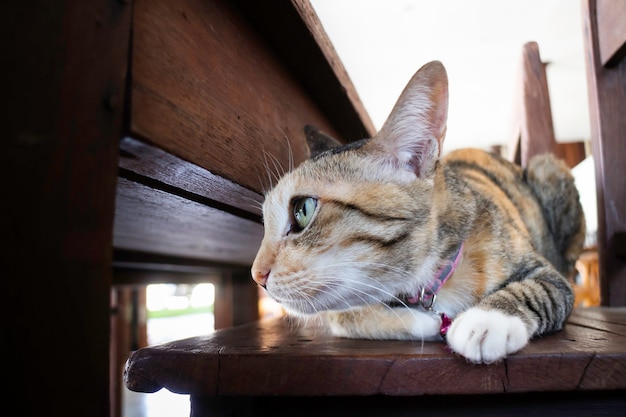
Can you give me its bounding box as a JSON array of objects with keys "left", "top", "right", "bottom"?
[
  {"left": 441, "top": 148, "right": 532, "bottom": 214},
  {"left": 442, "top": 148, "right": 522, "bottom": 183},
  {"left": 442, "top": 147, "right": 539, "bottom": 235},
  {"left": 441, "top": 148, "right": 585, "bottom": 277}
]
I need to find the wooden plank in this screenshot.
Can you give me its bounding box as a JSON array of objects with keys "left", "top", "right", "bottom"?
[
  {"left": 509, "top": 42, "right": 558, "bottom": 167},
  {"left": 113, "top": 178, "right": 263, "bottom": 266},
  {"left": 569, "top": 306, "right": 626, "bottom": 334},
  {"left": 131, "top": 0, "right": 358, "bottom": 193},
  {"left": 124, "top": 308, "right": 626, "bottom": 397},
  {"left": 119, "top": 137, "right": 263, "bottom": 219},
  {"left": 508, "top": 42, "right": 586, "bottom": 168},
  {"left": 582, "top": 0, "right": 626, "bottom": 306},
  {"left": 113, "top": 250, "right": 257, "bottom": 280},
  {"left": 113, "top": 267, "right": 226, "bottom": 285},
  {"left": 596, "top": 0, "right": 626, "bottom": 66},
  {"left": 233, "top": 0, "right": 376, "bottom": 142}
]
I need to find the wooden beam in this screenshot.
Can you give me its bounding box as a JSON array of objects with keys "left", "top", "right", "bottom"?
[
  {"left": 509, "top": 42, "right": 558, "bottom": 167},
  {"left": 596, "top": 0, "right": 626, "bottom": 66},
  {"left": 508, "top": 42, "right": 586, "bottom": 168},
  {"left": 114, "top": 178, "right": 264, "bottom": 266},
  {"left": 130, "top": 0, "right": 372, "bottom": 194},
  {"left": 119, "top": 137, "right": 263, "bottom": 219},
  {"left": 234, "top": 0, "right": 377, "bottom": 141},
  {"left": 581, "top": 0, "right": 626, "bottom": 306},
  {"left": 2, "top": 1, "right": 132, "bottom": 416}
]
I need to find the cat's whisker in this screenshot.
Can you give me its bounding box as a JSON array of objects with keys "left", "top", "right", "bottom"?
[
  {"left": 253, "top": 163, "right": 272, "bottom": 194},
  {"left": 308, "top": 260, "right": 418, "bottom": 279},
  {"left": 282, "top": 283, "right": 330, "bottom": 318},
  {"left": 261, "top": 150, "right": 275, "bottom": 190},
  {"left": 300, "top": 271, "right": 409, "bottom": 312},
  {"left": 302, "top": 275, "right": 428, "bottom": 343},
  {"left": 297, "top": 281, "right": 356, "bottom": 311},
  {"left": 294, "top": 264, "right": 434, "bottom": 342},
  {"left": 263, "top": 148, "right": 286, "bottom": 183},
  {"left": 325, "top": 275, "right": 422, "bottom": 319},
  {"left": 239, "top": 195, "right": 264, "bottom": 212},
  {"left": 275, "top": 125, "right": 296, "bottom": 173},
  {"left": 306, "top": 261, "right": 422, "bottom": 300}
]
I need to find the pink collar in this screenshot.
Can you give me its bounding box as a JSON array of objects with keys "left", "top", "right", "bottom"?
[
  {"left": 407, "top": 241, "right": 464, "bottom": 310},
  {"left": 407, "top": 241, "right": 464, "bottom": 339}
]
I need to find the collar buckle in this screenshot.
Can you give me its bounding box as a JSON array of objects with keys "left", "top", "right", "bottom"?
[
  {"left": 410, "top": 241, "right": 464, "bottom": 311},
  {"left": 419, "top": 287, "right": 437, "bottom": 311}
]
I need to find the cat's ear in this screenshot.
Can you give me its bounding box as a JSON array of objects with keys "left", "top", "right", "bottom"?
[
  {"left": 370, "top": 60, "right": 448, "bottom": 178},
  {"left": 304, "top": 124, "right": 342, "bottom": 158}
]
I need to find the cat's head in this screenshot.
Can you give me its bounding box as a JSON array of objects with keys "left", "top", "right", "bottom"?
[{"left": 251, "top": 61, "right": 449, "bottom": 316}]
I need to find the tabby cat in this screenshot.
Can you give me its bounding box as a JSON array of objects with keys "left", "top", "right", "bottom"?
[{"left": 251, "top": 61, "right": 585, "bottom": 364}]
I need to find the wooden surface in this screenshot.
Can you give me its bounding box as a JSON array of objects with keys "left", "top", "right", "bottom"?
[
  {"left": 130, "top": 0, "right": 370, "bottom": 195},
  {"left": 125, "top": 307, "right": 626, "bottom": 397},
  {"left": 114, "top": 177, "right": 263, "bottom": 264},
  {"left": 509, "top": 42, "right": 558, "bottom": 167},
  {"left": 114, "top": 138, "right": 264, "bottom": 267},
  {"left": 582, "top": 0, "right": 626, "bottom": 306},
  {"left": 119, "top": 137, "right": 263, "bottom": 220},
  {"left": 3, "top": 1, "right": 132, "bottom": 416},
  {"left": 508, "top": 42, "right": 586, "bottom": 169},
  {"left": 233, "top": 0, "right": 376, "bottom": 142},
  {"left": 596, "top": 0, "right": 626, "bottom": 66}
]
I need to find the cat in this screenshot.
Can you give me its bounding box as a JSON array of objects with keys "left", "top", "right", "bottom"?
[{"left": 251, "top": 61, "right": 586, "bottom": 364}]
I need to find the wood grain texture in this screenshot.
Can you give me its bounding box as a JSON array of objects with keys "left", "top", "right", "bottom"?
[
  {"left": 233, "top": 0, "right": 376, "bottom": 142},
  {"left": 509, "top": 43, "right": 556, "bottom": 165},
  {"left": 114, "top": 178, "right": 263, "bottom": 266},
  {"left": 124, "top": 307, "right": 626, "bottom": 397},
  {"left": 508, "top": 42, "right": 586, "bottom": 169},
  {"left": 131, "top": 0, "right": 352, "bottom": 193},
  {"left": 119, "top": 137, "right": 263, "bottom": 219},
  {"left": 582, "top": 0, "right": 626, "bottom": 306}
]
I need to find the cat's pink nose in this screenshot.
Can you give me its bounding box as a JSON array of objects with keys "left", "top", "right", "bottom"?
[{"left": 252, "top": 268, "right": 270, "bottom": 288}]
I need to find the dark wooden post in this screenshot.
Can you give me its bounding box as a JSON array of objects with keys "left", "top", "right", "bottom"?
[
  {"left": 2, "top": 1, "right": 132, "bottom": 416},
  {"left": 508, "top": 42, "right": 586, "bottom": 169},
  {"left": 581, "top": 0, "right": 626, "bottom": 306},
  {"left": 214, "top": 271, "right": 260, "bottom": 329}
]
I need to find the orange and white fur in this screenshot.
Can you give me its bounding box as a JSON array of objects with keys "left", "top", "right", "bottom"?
[{"left": 251, "top": 61, "right": 585, "bottom": 364}]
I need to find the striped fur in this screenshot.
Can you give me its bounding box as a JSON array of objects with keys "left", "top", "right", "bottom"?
[{"left": 251, "top": 61, "right": 585, "bottom": 363}]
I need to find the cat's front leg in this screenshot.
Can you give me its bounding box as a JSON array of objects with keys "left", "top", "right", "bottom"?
[
  {"left": 446, "top": 307, "right": 530, "bottom": 364},
  {"left": 323, "top": 304, "right": 442, "bottom": 341},
  {"left": 447, "top": 262, "right": 573, "bottom": 364}
]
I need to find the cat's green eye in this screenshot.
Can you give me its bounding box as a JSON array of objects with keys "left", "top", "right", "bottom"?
[{"left": 292, "top": 197, "right": 317, "bottom": 232}]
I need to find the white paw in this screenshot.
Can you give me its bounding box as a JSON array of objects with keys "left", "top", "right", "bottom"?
[
  {"left": 404, "top": 308, "right": 443, "bottom": 341},
  {"left": 446, "top": 308, "right": 529, "bottom": 364}
]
